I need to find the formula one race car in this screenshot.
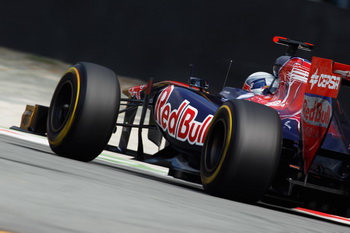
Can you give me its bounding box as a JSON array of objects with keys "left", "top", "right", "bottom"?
[{"left": 17, "top": 36, "right": 350, "bottom": 217}]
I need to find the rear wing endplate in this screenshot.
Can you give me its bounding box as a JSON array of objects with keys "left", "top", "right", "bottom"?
[{"left": 302, "top": 57, "right": 350, "bottom": 173}]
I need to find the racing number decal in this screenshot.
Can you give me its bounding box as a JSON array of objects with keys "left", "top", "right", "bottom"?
[
  {"left": 50, "top": 67, "right": 81, "bottom": 146},
  {"left": 155, "top": 85, "right": 213, "bottom": 146}
]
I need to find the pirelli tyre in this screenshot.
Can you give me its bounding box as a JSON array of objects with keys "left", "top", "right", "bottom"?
[
  {"left": 200, "top": 99, "right": 282, "bottom": 203},
  {"left": 47, "top": 62, "right": 120, "bottom": 162}
]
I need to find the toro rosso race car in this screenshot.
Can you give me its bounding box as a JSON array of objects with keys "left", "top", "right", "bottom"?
[{"left": 17, "top": 36, "right": 350, "bottom": 217}]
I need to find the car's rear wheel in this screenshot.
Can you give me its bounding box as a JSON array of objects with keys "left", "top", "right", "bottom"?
[
  {"left": 201, "top": 99, "right": 282, "bottom": 202},
  {"left": 47, "top": 62, "right": 120, "bottom": 161}
]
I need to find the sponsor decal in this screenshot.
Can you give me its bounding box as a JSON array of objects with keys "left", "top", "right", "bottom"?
[
  {"left": 309, "top": 69, "right": 319, "bottom": 90},
  {"left": 128, "top": 85, "right": 146, "bottom": 99},
  {"left": 309, "top": 69, "right": 340, "bottom": 91},
  {"left": 155, "top": 85, "right": 213, "bottom": 145},
  {"left": 301, "top": 94, "right": 332, "bottom": 172},
  {"left": 302, "top": 95, "right": 331, "bottom": 128},
  {"left": 306, "top": 57, "right": 341, "bottom": 98}
]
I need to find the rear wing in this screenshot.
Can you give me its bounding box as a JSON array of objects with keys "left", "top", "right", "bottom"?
[
  {"left": 302, "top": 57, "right": 350, "bottom": 173},
  {"left": 305, "top": 57, "right": 350, "bottom": 98}
]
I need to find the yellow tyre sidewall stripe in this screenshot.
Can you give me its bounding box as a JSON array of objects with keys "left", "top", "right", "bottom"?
[
  {"left": 49, "top": 67, "right": 81, "bottom": 146},
  {"left": 202, "top": 104, "right": 233, "bottom": 184}
]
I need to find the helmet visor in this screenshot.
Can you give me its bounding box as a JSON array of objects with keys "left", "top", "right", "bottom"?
[{"left": 249, "top": 78, "right": 267, "bottom": 89}]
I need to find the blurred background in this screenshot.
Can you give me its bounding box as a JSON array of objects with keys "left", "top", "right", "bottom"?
[{"left": 0, "top": 0, "right": 349, "bottom": 92}]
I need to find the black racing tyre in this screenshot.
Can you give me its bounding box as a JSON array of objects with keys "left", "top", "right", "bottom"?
[
  {"left": 200, "top": 99, "right": 282, "bottom": 203},
  {"left": 47, "top": 62, "right": 120, "bottom": 161}
]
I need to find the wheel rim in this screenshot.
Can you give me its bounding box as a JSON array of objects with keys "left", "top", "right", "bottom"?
[
  {"left": 204, "top": 119, "right": 227, "bottom": 172},
  {"left": 50, "top": 80, "right": 74, "bottom": 132}
]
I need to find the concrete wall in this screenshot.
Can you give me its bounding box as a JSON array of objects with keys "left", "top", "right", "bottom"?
[{"left": 0, "top": 0, "right": 350, "bottom": 91}]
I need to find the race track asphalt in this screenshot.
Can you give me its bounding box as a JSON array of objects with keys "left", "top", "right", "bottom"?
[
  {"left": 1, "top": 134, "right": 350, "bottom": 233},
  {"left": 0, "top": 47, "right": 350, "bottom": 232}
]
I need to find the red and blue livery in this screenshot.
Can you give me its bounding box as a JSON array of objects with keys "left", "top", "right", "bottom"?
[{"left": 20, "top": 36, "right": 350, "bottom": 218}]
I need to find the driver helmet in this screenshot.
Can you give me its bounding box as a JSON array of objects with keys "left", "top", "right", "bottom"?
[
  {"left": 243, "top": 72, "right": 278, "bottom": 95},
  {"left": 273, "top": 55, "right": 291, "bottom": 77}
]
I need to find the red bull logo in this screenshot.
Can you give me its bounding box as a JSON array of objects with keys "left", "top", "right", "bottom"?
[
  {"left": 155, "top": 85, "right": 213, "bottom": 145},
  {"left": 302, "top": 96, "right": 331, "bottom": 128}
]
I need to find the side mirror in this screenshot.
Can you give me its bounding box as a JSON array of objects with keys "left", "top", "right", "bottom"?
[{"left": 189, "top": 77, "right": 209, "bottom": 90}]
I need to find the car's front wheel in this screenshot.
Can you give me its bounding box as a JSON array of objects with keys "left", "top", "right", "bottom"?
[
  {"left": 201, "top": 99, "right": 282, "bottom": 203},
  {"left": 47, "top": 62, "right": 120, "bottom": 162}
]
